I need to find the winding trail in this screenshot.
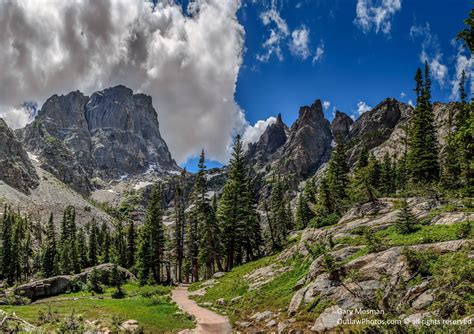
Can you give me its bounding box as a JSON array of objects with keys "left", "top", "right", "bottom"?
[{"left": 172, "top": 285, "right": 231, "bottom": 334}]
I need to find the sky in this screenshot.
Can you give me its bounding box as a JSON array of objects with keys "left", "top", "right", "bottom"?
[{"left": 0, "top": 0, "right": 472, "bottom": 172}]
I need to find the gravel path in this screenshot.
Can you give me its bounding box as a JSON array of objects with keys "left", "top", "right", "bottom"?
[{"left": 172, "top": 285, "right": 231, "bottom": 334}]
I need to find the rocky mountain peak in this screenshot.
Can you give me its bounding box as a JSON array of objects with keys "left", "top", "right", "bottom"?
[
  {"left": 0, "top": 118, "right": 39, "bottom": 194},
  {"left": 297, "top": 99, "right": 324, "bottom": 121},
  {"left": 331, "top": 111, "right": 354, "bottom": 139},
  {"left": 17, "top": 86, "right": 180, "bottom": 195}
]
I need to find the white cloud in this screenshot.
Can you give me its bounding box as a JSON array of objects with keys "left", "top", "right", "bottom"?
[
  {"left": 0, "top": 0, "right": 245, "bottom": 164},
  {"left": 357, "top": 101, "right": 372, "bottom": 115},
  {"left": 408, "top": 100, "right": 414, "bottom": 107},
  {"left": 257, "top": 1, "right": 289, "bottom": 62},
  {"left": 450, "top": 43, "right": 473, "bottom": 100},
  {"left": 354, "top": 0, "right": 402, "bottom": 35},
  {"left": 410, "top": 23, "right": 448, "bottom": 86},
  {"left": 312, "top": 40, "right": 325, "bottom": 64},
  {"left": 400, "top": 91, "right": 406, "bottom": 98},
  {"left": 290, "top": 25, "right": 311, "bottom": 59},
  {"left": 241, "top": 116, "right": 277, "bottom": 148},
  {"left": 323, "top": 100, "right": 331, "bottom": 110}
]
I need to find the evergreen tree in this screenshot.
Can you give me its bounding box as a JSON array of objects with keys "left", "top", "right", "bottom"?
[
  {"left": 352, "top": 149, "right": 379, "bottom": 203},
  {"left": 295, "top": 179, "right": 315, "bottom": 229},
  {"left": 59, "top": 206, "right": 79, "bottom": 274},
  {"left": 395, "top": 199, "right": 418, "bottom": 234},
  {"left": 173, "top": 170, "right": 186, "bottom": 282},
  {"left": 407, "top": 63, "right": 439, "bottom": 184},
  {"left": 42, "top": 213, "right": 58, "bottom": 278},
  {"left": 99, "top": 222, "right": 111, "bottom": 264},
  {"left": 326, "top": 138, "right": 349, "bottom": 212},
  {"left": 76, "top": 228, "right": 88, "bottom": 270},
  {"left": 137, "top": 185, "right": 165, "bottom": 284},
  {"left": 88, "top": 220, "right": 99, "bottom": 267},
  {"left": 268, "top": 175, "right": 291, "bottom": 249},
  {"left": 380, "top": 152, "right": 395, "bottom": 196},
  {"left": 1, "top": 207, "right": 14, "bottom": 284},
  {"left": 126, "top": 221, "right": 136, "bottom": 269},
  {"left": 113, "top": 221, "right": 127, "bottom": 267},
  {"left": 218, "top": 135, "right": 250, "bottom": 271}
]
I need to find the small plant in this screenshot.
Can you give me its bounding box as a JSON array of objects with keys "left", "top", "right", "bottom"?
[
  {"left": 456, "top": 221, "right": 472, "bottom": 239},
  {"left": 321, "top": 251, "right": 343, "bottom": 281},
  {"left": 58, "top": 309, "right": 83, "bottom": 332},
  {"left": 361, "top": 226, "right": 384, "bottom": 253},
  {"left": 37, "top": 304, "right": 59, "bottom": 325}
]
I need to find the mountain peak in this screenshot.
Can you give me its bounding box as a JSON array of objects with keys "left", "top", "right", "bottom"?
[
  {"left": 298, "top": 99, "right": 324, "bottom": 120},
  {"left": 331, "top": 110, "right": 354, "bottom": 139}
]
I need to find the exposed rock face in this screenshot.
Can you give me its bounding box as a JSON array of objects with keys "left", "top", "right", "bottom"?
[
  {"left": 17, "top": 86, "right": 179, "bottom": 195},
  {"left": 0, "top": 118, "right": 39, "bottom": 194},
  {"left": 278, "top": 100, "right": 333, "bottom": 179},
  {"left": 331, "top": 111, "right": 353, "bottom": 139},
  {"left": 246, "top": 113, "right": 288, "bottom": 170},
  {"left": 345, "top": 98, "right": 410, "bottom": 165},
  {"left": 372, "top": 102, "right": 463, "bottom": 161}
]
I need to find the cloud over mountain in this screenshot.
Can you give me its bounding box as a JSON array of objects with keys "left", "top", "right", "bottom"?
[{"left": 0, "top": 0, "right": 245, "bottom": 163}]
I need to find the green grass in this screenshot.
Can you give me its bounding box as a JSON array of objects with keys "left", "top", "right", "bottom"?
[
  {"left": 336, "top": 221, "right": 472, "bottom": 249},
  {"left": 1, "top": 283, "right": 194, "bottom": 332}
]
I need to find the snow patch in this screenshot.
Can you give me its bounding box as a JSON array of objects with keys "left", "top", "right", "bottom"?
[{"left": 134, "top": 181, "right": 153, "bottom": 190}]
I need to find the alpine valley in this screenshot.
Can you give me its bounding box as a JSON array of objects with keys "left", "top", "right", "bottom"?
[{"left": 0, "top": 3, "right": 473, "bottom": 334}]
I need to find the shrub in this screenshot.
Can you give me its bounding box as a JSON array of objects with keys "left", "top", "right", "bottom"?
[
  {"left": 361, "top": 226, "right": 384, "bottom": 253},
  {"left": 395, "top": 200, "right": 418, "bottom": 234},
  {"left": 456, "top": 221, "right": 472, "bottom": 239},
  {"left": 402, "top": 248, "right": 437, "bottom": 277},
  {"left": 87, "top": 268, "right": 104, "bottom": 294}
]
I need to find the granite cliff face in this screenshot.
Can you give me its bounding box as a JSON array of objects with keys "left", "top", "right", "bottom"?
[
  {"left": 17, "top": 86, "right": 179, "bottom": 195},
  {"left": 0, "top": 118, "right": 39, "bottom": 194},
  {"left": 330, "top": 110, "right": 353, "bottom": 139},
  {"left": 245, "top": 100, "right": 333, "bottom": 181},
  {"left": 278, "top": 100, "right": 333, "bottom": 179},
  {"left": 344, "top": 98, "right": 409, "bottom": 165}
]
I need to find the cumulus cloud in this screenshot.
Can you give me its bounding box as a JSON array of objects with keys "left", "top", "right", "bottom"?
[
  {"left": 323, "top": 100, "right": 331, "bottom": 110},
  {"left": 357, "top": 101, "right": 372, "bottom": 115},
  {"left": 450, "top": 43, "right": 473, "bottom": 100},
  {"left": 257, "top": 1, "right": 289, "bottom": 62},
  {"left": 0, "top": 0, "right": 245, "bottom": 164},
  {"left": 354, "top": 0, "right": 402, "bottom": 35},
  {"left": 290, "top": 25, "right": 310, "bottom": 59},
  {"left": 410, "top": 23, "right": 448, "bottom": 86},
  {"left": 312, "top": 40, "right": 325, "bottom": 64},
  {"left": 400, "top": 92, "right": 406, "bottom": 98},
  {"left": 241, "top": 116, "right": 277, "bottom": 148}
]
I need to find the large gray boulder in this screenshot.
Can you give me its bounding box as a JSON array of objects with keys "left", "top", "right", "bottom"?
[
  {"left": 0, "top": 118, "right": 39, "bottom": 194},
  {"left": 13, "top": 263, "right": 136, "bottom": 301}
]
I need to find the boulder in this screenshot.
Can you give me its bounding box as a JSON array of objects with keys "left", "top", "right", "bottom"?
[
  {"left": 212, "top": 272, "right": 225, "bottom": 279},
  {"left": 14, "top": 264, "right": 136, "bottom": 301},
  {"left": 412, "top": 290, "right": 434, "bottom": 310},
  {"left": 120, "top": 319, "right": 140, "bottom": 331},
  {"left": 251, "top": 310, "right": 274, "bottom": 322},
  {"left": 310, "top": 305, "right": 344, "bottom": 332}
]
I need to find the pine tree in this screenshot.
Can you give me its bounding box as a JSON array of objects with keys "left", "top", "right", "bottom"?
[
  {"left": 218, "top": 135, "right": 250, "bottom": 271},
  {"left": 113, "top": 221, "right": 127, "bottom": 267},
  {"left": 326, "top": 138, "right": 349, "bottom": 212},
  {"left": 126, "top": 221, "right": 136, "bottom": 269},
  {"left": 352, "top": 149, "right": 379, "bottom": 203},
  {"left": 99, "top": 222, "right": 111, "bottom": 264},
  {"left": 88, "top": 220, "right": 99, "bottom": 267},
  {"left": 407, "top": 63, "right": 439, "bottom": 184},
  {"left": 137, "top": 185, "right": 165, "bottom": 284},
  {"left": 268, "top": 175, "right": 290, "bottom": 249},
  {"left": 76, "top": 228, "right": 88, "bottom": 270},
  {"left": 59, "top": 206, "right": 79, "bottom": 274},
  {"left": 1, "top": 207, "right": 14, "bottom": 284},
  {"left": 395, "top": 199, "right": 418, "bottom": 234},
  {"left": 174, "top": 170, "right": 186, "bottom": 282},
  {"left": 380, "top": 152, "right": 395, "bottom": 196},
  {"left": 42, "top": 213, "right": 58, "bottom": 278},
  {"left": 295, "top": 179, "right": 315, "bottom": 229}
]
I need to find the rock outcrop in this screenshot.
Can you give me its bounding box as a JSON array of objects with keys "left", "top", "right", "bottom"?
[
  {"left": 12, "top": 263, "right": 136, "bottom": 301},
  {"left": 345, "top": 98, "right": 410, "bottom": 165},
  {"left": 246, "top": 113, "right": 288, "bottom": 170},
  {"left": 17, "top": 85, "right": 179, "bottom": 195},
  {"left": 0, "top": 118, "right": 39, "bottom": 194},
  {"left": 331, "top": 111, "right": 353, "bottom": 139},
  {"left": 277, "top": 100, "right": 333, "bottom": 179}
]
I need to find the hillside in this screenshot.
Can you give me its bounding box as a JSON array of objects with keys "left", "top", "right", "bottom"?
[{"left": 190, "top": 198, "right": 473, "bottom": 332}]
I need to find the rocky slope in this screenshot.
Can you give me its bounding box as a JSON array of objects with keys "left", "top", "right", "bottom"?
[
  {"left": 0, "top": 118, "right": 39, "bottom": 194},
  {"left": 190, "top": 197, "right": 473, "bottom": 332},
  {"left": 16, "top": 85, "right": 180, "bottom": 195}
]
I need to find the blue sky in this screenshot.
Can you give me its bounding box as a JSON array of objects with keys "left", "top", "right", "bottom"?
[{"left": 183, "top": 0, "right": 472, "bottom": 171}]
